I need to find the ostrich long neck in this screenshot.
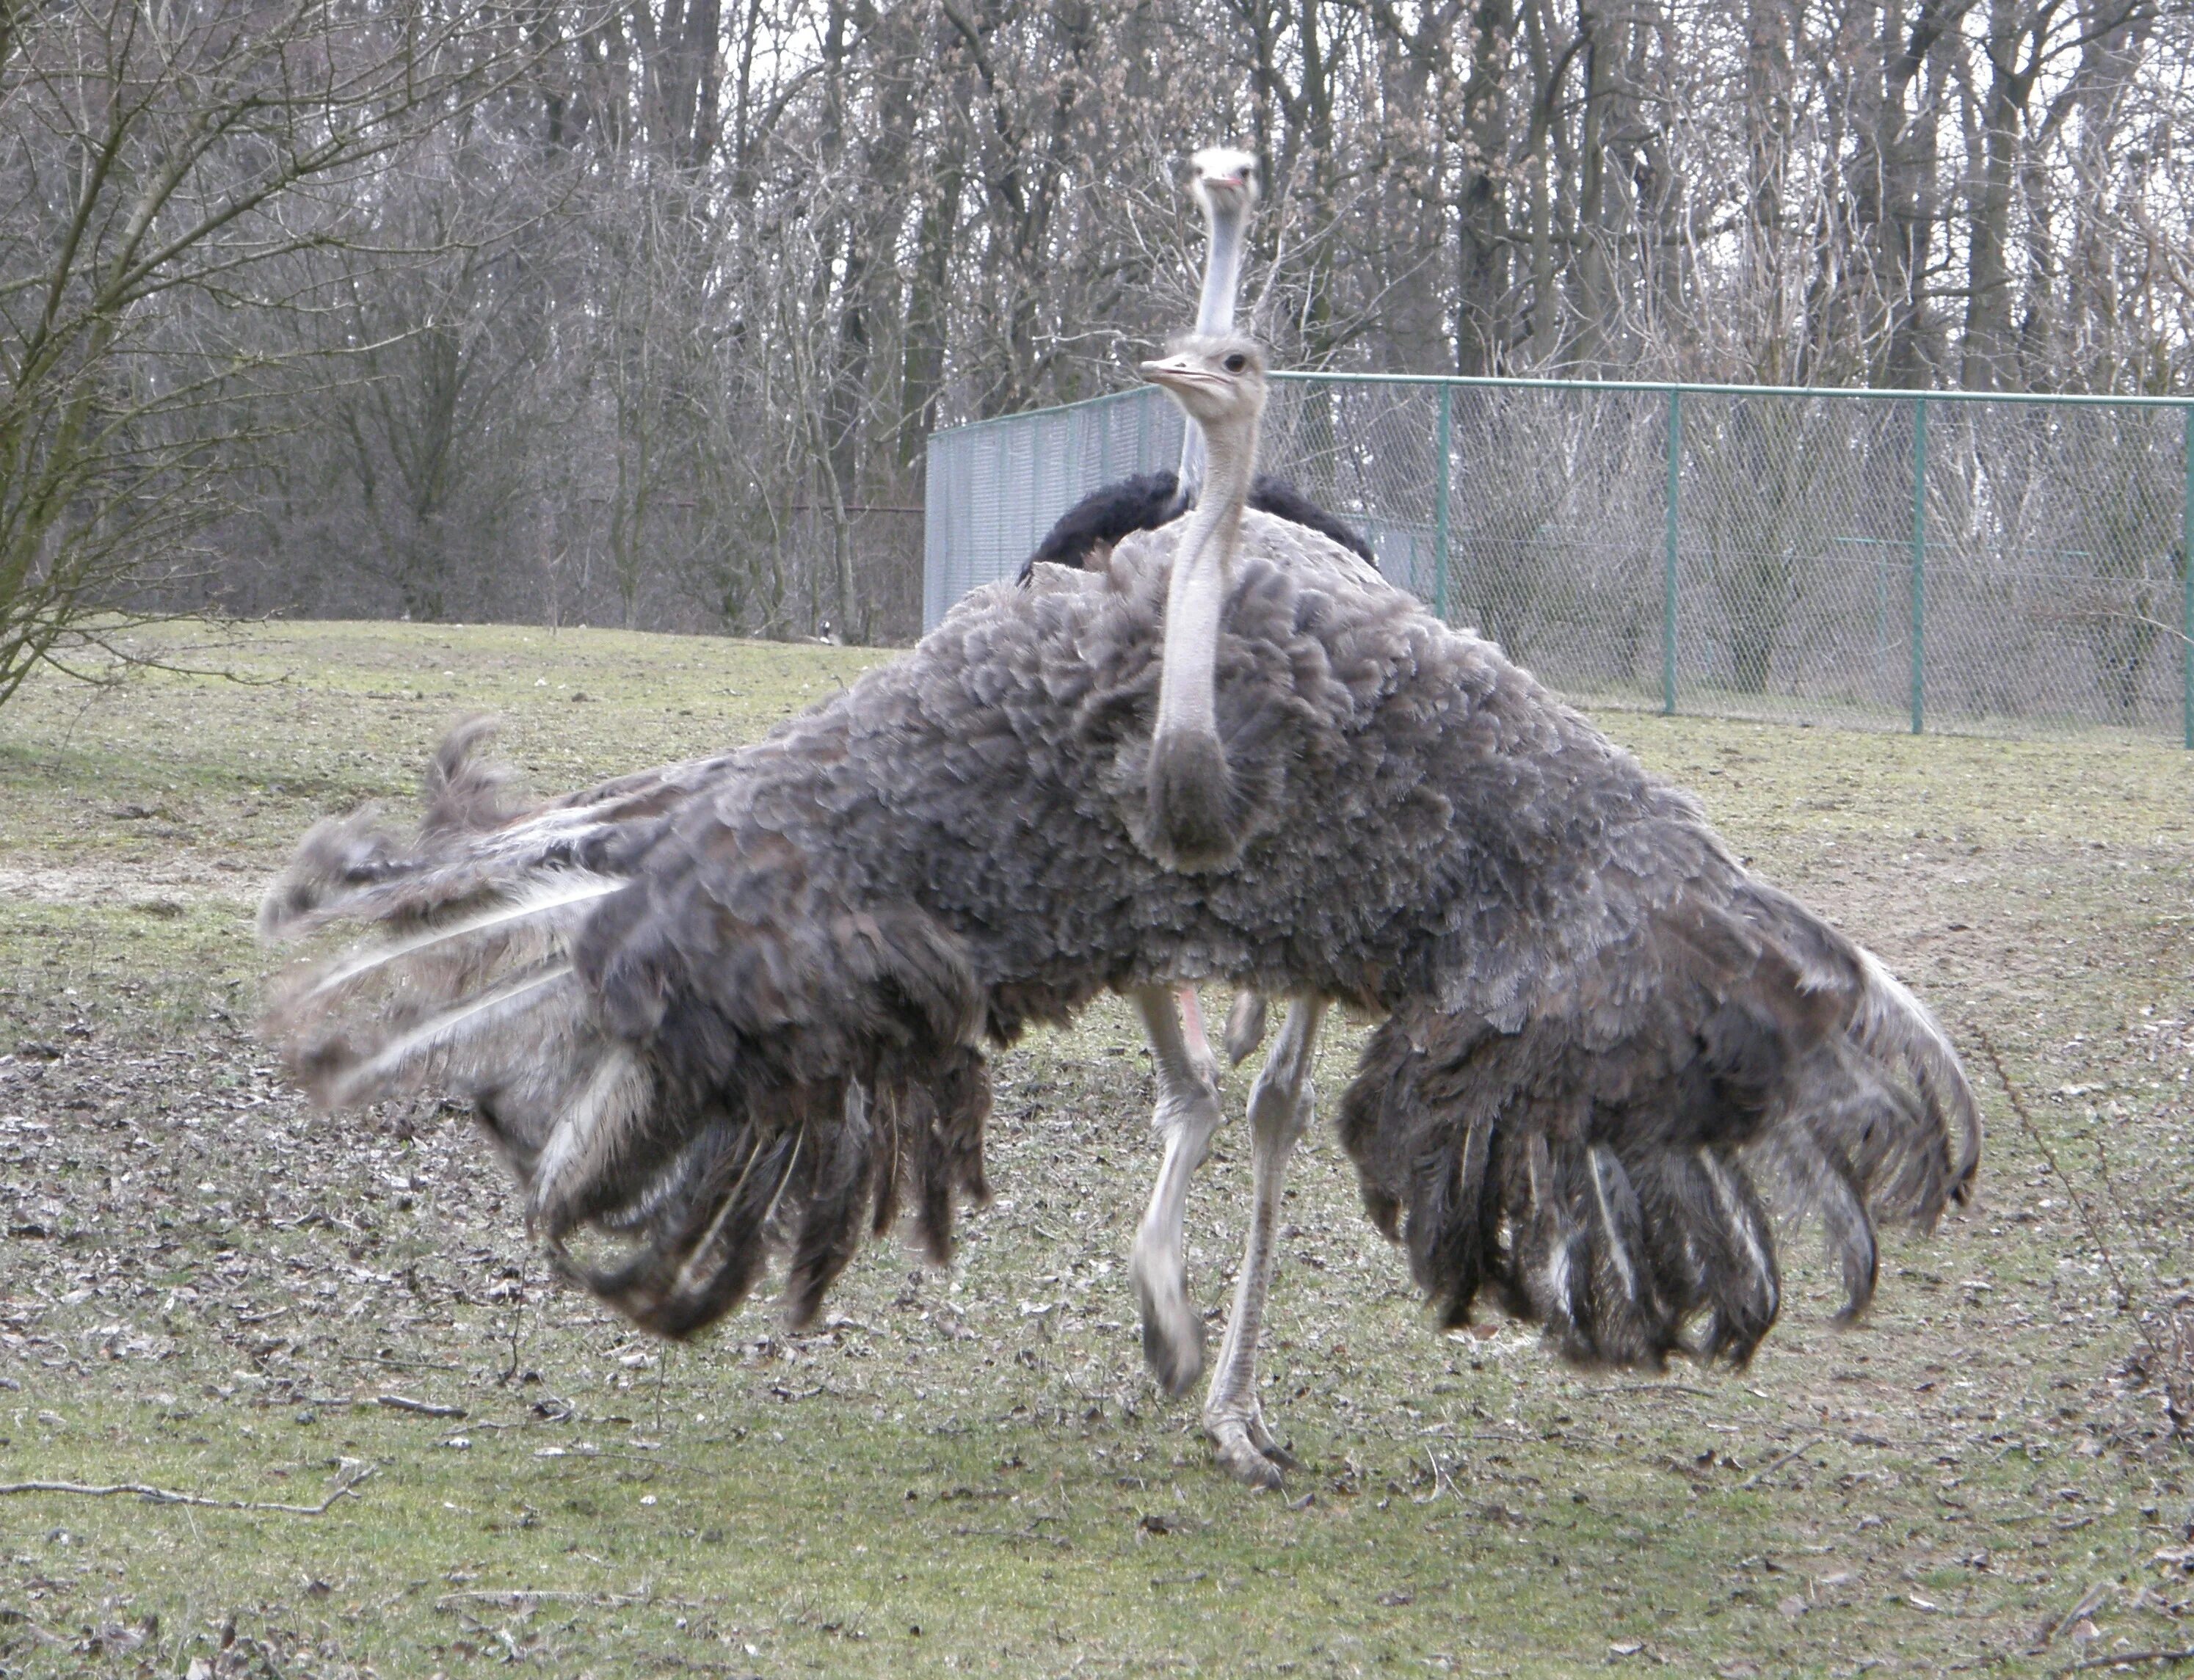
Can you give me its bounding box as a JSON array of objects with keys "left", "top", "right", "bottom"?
[
  {"left": 1194, "top": 196, "right": 1249, "bottom": 339},
  {"left": 1155, "top": 399, "right": 1260, "bottom": 746},
  {"left": 1174, "top": 200, "right": 1249, "bottom": 500}
]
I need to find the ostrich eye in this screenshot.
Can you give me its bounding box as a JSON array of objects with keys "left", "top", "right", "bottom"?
[{"left": 1223, "top": 353, "right": 1248, "bottom": 373}]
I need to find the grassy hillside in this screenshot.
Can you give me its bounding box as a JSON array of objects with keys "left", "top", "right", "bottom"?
[{"left": 1, "top": 620, "right": 2191, "bottom": 1678}]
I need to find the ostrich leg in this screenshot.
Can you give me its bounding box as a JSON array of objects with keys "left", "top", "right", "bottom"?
[
  {"left": 1204, "top": 994, "right": 1326, "bottom": 1488},
  {"left": 1174, "top": 986, "right": 1216, "bottom": 1076},
  {"left": 1127, "top": 984, "right": 1225, "bottom": 1396}
]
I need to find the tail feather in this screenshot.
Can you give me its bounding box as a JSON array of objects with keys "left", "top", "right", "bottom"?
[
  {"left": 1693, "top": 1149, "right": 1781, "bottom": 1360},
  {"left": 1852, "top": 948, "right": 1982, "bottom": 1199},
  {"left": 575, "top": 1124, "right": 804, "bottom": 1338},
  {"left": 1340, "top": 890, "right": 1978, "bottom": 1370},
  {"left": 519, "top": 1044, "right": 665, "bottom": 1231},
  {"left": 563, "top": 1048, "right": 998, "bottom": 1339},
  {"left": 783, "top": 1083, "right": 882, "bottom": 1328},
  {"left": 1759, "top": 1108, "right": 1879, "bottom": 1318},
  {"left": 286, "top": 876, "right": 626, "bottom": 1004},
  {"left": 1583, "top": 1143, "right": 1669, "bottom": 1364},
  {"left": 422, "top": 715, "right": 524, "bottom": 834}
]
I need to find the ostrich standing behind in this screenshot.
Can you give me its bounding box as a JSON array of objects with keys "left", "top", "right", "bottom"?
[
  {"left": 263, "top": 338, "right": 1978, "bottom": 1489},
  {"left": 1018, "top": 148, "right": 1376, "bottom": 581}
]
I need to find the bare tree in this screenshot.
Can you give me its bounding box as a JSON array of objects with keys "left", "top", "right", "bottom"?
[
  {"left": 0, "top": 0, "right": 559, "bottom": 699},
  {"left": 8, "top": 0, "right": 2190, "bottom": 669}
]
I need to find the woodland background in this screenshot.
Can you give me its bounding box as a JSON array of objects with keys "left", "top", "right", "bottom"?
[{"left": 4, "top": 0, "right": 2192, "bottom": 672}]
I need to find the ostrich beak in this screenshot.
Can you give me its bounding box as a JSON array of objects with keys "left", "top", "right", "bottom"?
[{"left": 1141, "top": 354, "right": 1220, "bottom": 394}]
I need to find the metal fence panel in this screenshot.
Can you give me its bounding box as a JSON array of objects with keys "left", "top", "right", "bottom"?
[
  {"left": 925, "top": 375, "right": 2194, "bottom": 742},
  {"left": 924, "top": 387, "right": 1181, "bottom": 628},
  {"left": 1673, "top": 390, "right": 1917, "bottom": 727},
  {"left": 1921, "top": 401, "right": 2187, "bottom": 734}
]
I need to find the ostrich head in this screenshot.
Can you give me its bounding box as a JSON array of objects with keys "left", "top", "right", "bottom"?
[
  {"left": 1188, "top": 146, "right": 1260, "bottom": 230},
  {"left": 1140, "top": 334, "right": 1267, "bottom": 444}
]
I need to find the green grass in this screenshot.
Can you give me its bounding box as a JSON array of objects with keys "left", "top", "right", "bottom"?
[{"left": 3, "top": 620, "right": 2193, "bottom": 1677}]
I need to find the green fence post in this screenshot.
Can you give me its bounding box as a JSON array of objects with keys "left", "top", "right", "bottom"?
[
  {"left": 1663, "top": 386, "right": 1681, "bottom": 715},
  {"left": 2183, "top": 404, "right": 2193, "bottom": 751},
  {"left": 1910, "top": 395, "right": 1927, "bottom": 736},
  {"left": 1434, "top": 383, "right": 1453, "bottom": 621}
]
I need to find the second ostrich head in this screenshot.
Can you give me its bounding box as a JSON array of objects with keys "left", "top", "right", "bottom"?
[
  {"left": 1178, "top": 146, "right": 1261, "bottom": 498},
  {"left": 1186, "top": 148, "right": 1260, "bottom": 337},
  {"left": 1138, "top": 332, "right": 1270, "bottom": 871}
]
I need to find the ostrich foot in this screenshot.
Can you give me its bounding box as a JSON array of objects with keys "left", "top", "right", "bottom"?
[
  {"left": 1223, "top": 990, "right": 1267, "bottom": 1066},
  {"left": 1131, "top": 1255, "right": 1206, "bottom": 1397},
  {"left": 1207, "top": 1406, "right": 1302, "bottom": 1490}
]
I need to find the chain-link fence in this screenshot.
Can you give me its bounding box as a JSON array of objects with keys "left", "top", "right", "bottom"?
[{"left": 926, "top": 374, "right": 2194, "bottom": 743}]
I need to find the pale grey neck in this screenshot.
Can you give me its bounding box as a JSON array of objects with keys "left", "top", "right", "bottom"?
[
  {"left": 1181, "top": 411, "right": 1257, "bottom": 555},
  {"left": 1174, "top": 203, "right": 1249, "bottom": 498},
  {"left": 1153, "top": 404, "right": 1260, "bottom": 746},
  {"left": 1177, "top": 414, "right": 1210, "bottom": 503},
  {"left": 1196, "top": 212, "right": 1246, "bottom": 338}
]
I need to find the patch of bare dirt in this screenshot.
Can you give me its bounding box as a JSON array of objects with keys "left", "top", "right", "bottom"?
[{"left": 0, "top": 860, "right": 261, "bottom": 909}]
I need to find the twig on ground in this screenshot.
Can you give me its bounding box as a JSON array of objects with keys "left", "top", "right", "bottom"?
[
  {"left": 653, "top": 1339, "right": 671, "bottom": 1436},
  {"left": 0, "top": 1463, "right": 373, "bottom": 1514},
  {"left": 2059, "top": 1651, "right": 2194, "bottom": 1674},
  {"left": 952, "top": 1524, "right": 1073, "bottom": 1549},
  {"left": 235, "top": 1305, "right": 291, "bottom": 1325},
  {"left": 1582, "top": 1383, "right": 1718, "bottom": 1399},
  {"left": 2038, "top": 1582, "right": 2118, "bottom": 1649},
  {"left": 336, "top": 1351, "right": 463, "bottom": 1372},
  {"left": 1976, "top": 1031, "right": 2138, "bottom": 1315},
  {"left": 378, "top": 1394, "right": 466, "bottom": 1419},
  {"left": 1739, "top": 1433, "right": 1826, "bottom": 1489},
  {"left": 435, "top": 1588, "right": 650, "bottom": 1612},
  {"left": 499, "top": 1277, "right": 530, "bottom": 1386}
]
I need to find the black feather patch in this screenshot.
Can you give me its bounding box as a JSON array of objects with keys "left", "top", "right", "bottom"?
[
  {"left": 1015, "top": 470, "right": 1375, "bottom": 582},
  {"left": 1020, "top": 473, "right": 1186, "bottom": 581}
]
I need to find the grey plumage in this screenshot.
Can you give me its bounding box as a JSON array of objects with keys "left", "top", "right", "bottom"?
[
  {"left": 1337, "top": 886, "right": 1976, "bottom": 1368},
  {"left": 263, "top": 514, "right": 1977, "bottom": 1367},
  {"left": 263, "top": 719, "right": 993, "bottom": 1335}
]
